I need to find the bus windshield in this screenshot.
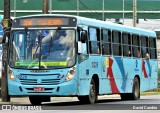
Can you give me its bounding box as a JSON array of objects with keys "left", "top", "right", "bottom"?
[{"left": 9, "top": 29, "right": 76, "bottom": 69}]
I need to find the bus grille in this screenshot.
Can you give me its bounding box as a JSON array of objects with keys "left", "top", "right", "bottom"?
[{"left": 19, "top": 79, "right": 61, "bottom": 85}]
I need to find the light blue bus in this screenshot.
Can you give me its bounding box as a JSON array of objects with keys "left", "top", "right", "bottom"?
[{"left": 1, "top": 14, "right": 158, "bottom": 105}]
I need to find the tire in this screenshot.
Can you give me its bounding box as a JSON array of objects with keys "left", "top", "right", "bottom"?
[
  {"left": 120, "top": 77, "right": 140, "bottom": 100},
  {"left": 131, "top": 77, "right": 140, "bottom": 100},
  {"left": 78, "top": 79, "right": 98, "bottom": 104},
  {"left": 29, "top": 96, "right": 42, "bottom": 105}
]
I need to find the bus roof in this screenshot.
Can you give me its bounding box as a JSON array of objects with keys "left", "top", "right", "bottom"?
[
  {"left": 14, "top": 14, "right": 156, "bottom": 38},
  {"left": 77, "top": 16, "right": 156, "bottom": 38}
]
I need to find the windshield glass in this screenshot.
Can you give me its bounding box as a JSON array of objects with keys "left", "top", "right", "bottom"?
[{"left": 9, "top": 29, "right": 76, "bottom": 69}]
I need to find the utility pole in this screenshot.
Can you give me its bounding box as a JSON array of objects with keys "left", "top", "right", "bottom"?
[
  {"left": 102, "top": 0, "right": 104, "bottom": 20},
  {"left": 14, "top": 0, "right": 17, "bottom": 17},
  {"left": 14, "top": 0, "right": 16, "bottom": 17},
  {"left": 123, "top": 0, "right": 124, "bottom": 24},
  {"left": 42, "top": 0, "right": 49, "bottom": 14},
  {"left": 49, "top": 0, "right": 52, "bottom": 14},
  {"left": 133, "top": 0, "right": 137, "bottom": 27},
  {"left": 77, "top": 0, "right": 79, "bottom": 16},
  {"left": 1, "top": 0, "right": 11, "bottom": 102}
]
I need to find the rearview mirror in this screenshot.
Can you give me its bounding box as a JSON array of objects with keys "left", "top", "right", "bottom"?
[{"left": 81, "top": 31, "right": 87, "bottom": 43}]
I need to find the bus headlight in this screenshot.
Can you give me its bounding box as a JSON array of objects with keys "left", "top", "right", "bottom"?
[
  {"left": 65, "top": 67, "right": 75, "bottom": 81},
  {"left": 8, "top": 67, "right": 15, "bottom": 81}
]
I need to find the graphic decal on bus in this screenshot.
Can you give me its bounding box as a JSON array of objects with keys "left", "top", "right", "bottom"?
[
  {"left": 106, "top": 58, "right": 120, "bottom": 93},
  {"left": 146, "top": 60, "right": 151, "bottom": 77},
  {"left": 102, "top": 57, "right": 109, "bottom": 72},
  {"left": 114, "top": 58, "right": 128, "bottom": 92},
  {"left": 57, "top": 74, "right": 64, "bottom": 79},
  {"left": 135, "top": 60, "right": 139, "bottom": 71},
  {"left": 92, "top": 62, "right": 98, "bottom": 68},
  {"left": 142, "top": 60, "right": 148, "bottom": 78}
]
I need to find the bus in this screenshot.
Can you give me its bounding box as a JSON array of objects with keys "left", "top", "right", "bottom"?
[{"left": 0, "top": 14, "right": 158, "bottom": 105}]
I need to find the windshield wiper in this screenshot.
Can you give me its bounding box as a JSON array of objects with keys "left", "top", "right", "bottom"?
[
  {"left": 32, "top": 34, "right": 43, "bottom": 68},
  {"left": 48, "top": 27, "right": 61, "bottom": 53},
  {"left": 33, "top": 34, "right": 41, "bottom": 59}
]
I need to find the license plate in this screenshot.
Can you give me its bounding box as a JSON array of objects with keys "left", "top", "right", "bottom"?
[{"left": 34, "top": 87, "right": 45, "bottom": 91}]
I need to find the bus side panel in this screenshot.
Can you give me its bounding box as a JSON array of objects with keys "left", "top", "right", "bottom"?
[
  {"left": 100, "top": 57, "right": 130, "bottom": 94},
  {"left": 78, "top": 58, "right": 90, "bottom": 95},
  {"left": 111, "top": 57, "right": 124, "bottom": 94},
  {"left": 78, "top": 56, "right": 102, "bottom": 95},
  {"left": 141, "top": 60, "right": 153, "bottom": 91},
  {"left": 122, "top": 58, "right": 141, "bottom": 93},
  {"left": 100, "top": 57, "right": 135, "bottom": 94},
  {"left": 100, "top": 57, "right": 111, "bottom": 94},
  {"left": 100, "top": 57, "right": 134, "bottom": 94},
  {"left": 88, "top": 56, "right": 101, "bottom": 94},
  {"left": 149, "top": 60, "right": 158, "bottom": 90}
]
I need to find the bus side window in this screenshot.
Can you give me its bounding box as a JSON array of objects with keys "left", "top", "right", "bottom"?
[
  {"left": 141, "top": 47, "right": 148, "bottom": 58},
  {"left": 101, "top": 29, "right": 111, "bottom": 55},
  {"left": 149, "top": 37, "right": 157, "bottom": 59},
  {"left": 141, "top": 36, "right": 149, "bottom": 59},
  {"left": 112, "top": 30, "right": 121, "bottom": 56},
  {"left": 132, "top": 34, "right": 140, "bottom": 58},
  {"left": 89, "top": 27, "right": 100, "bottom": 55},
  {"left": 122, "top": 32, "right": 131, "bottom": 57}
]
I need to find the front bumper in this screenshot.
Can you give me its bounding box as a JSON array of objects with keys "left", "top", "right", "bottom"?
[{"left": 8, "top": 79, "right": 77, "bottom": 96}]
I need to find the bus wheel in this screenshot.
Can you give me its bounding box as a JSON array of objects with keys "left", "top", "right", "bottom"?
[
  {"left": 78, "top": 79, "right": 97, "bottom": 104},
  {"left": 29, "top": 96, "right": 42, "bottom": 105},
  {"left": 131, "top": 77, "right": 140, "bottom": 100},
  {"left": 87, "top": 79, "right": 97, "bottom": 104}
]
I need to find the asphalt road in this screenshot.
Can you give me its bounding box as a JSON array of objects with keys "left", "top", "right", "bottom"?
[
  {"left": 0, "top": 94, "right": 160, "bottom": 113},
  {"left": 41, "top": 94, "right": 160, "bottom": 110}
]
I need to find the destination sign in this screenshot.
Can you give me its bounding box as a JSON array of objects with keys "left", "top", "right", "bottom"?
[
  {"left": 20, "top": 18, "right": 68, "bottom": 26},
  {"left": 13, "top": 16, "right": 77, "bottom": 27}
]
